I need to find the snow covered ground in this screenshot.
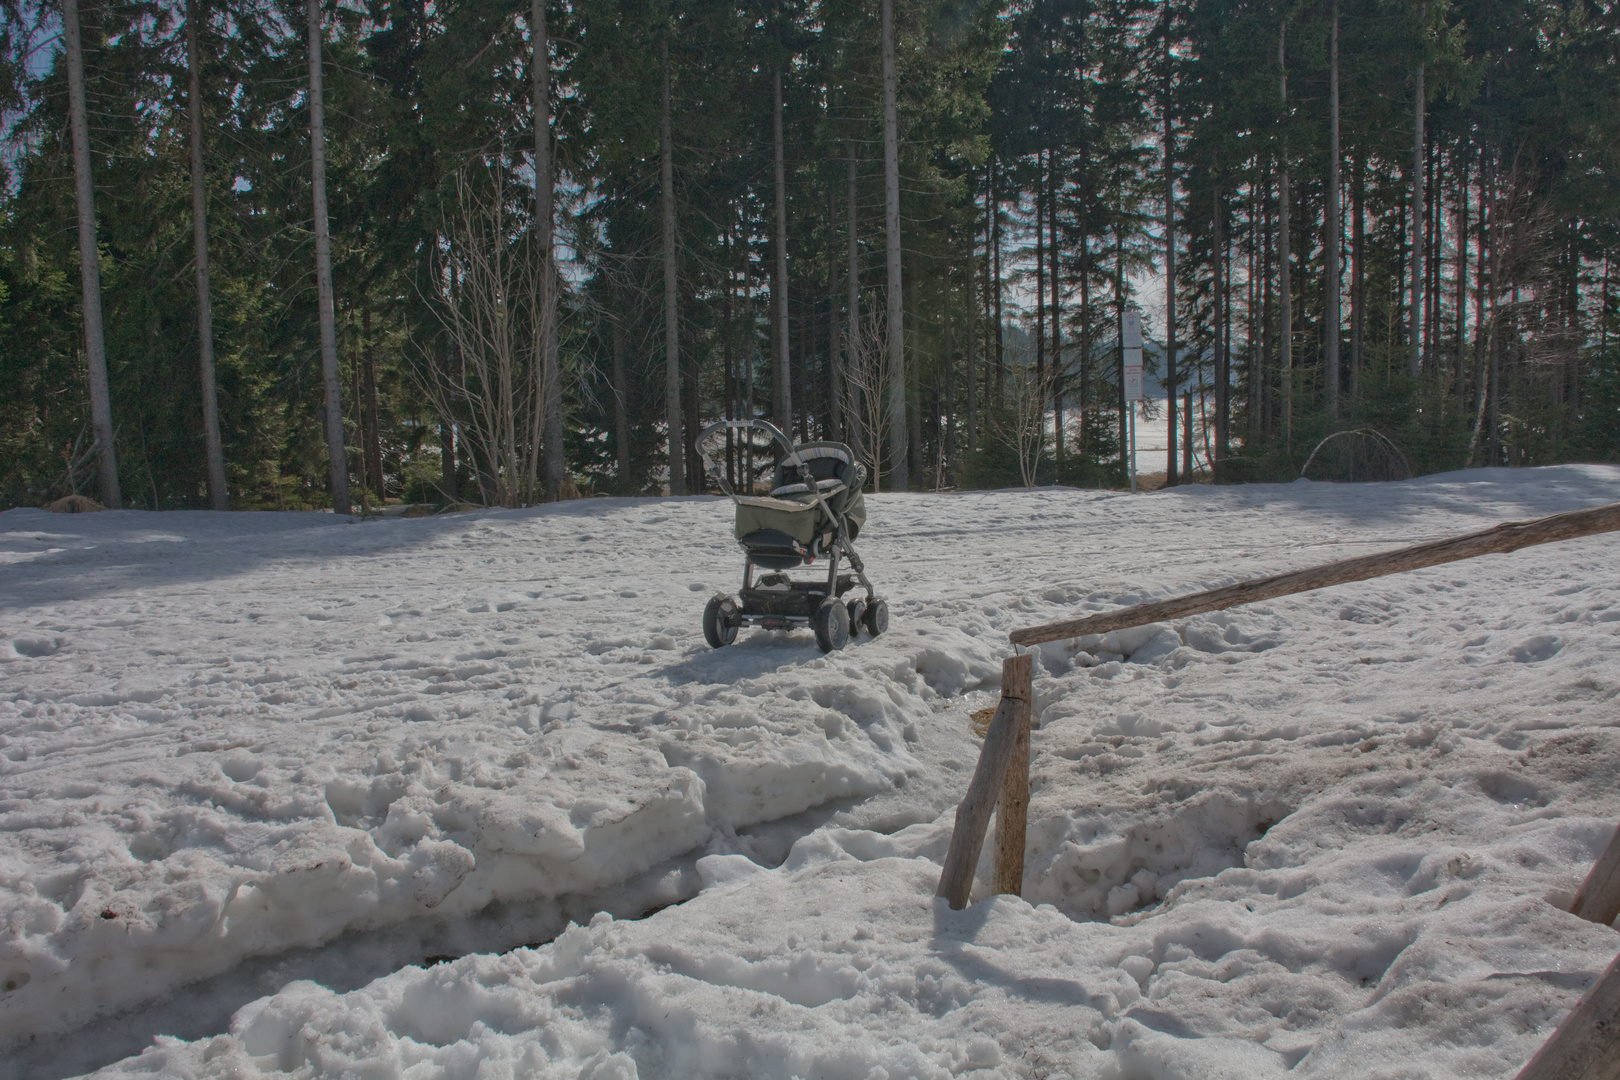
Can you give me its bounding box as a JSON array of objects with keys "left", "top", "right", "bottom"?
[{"left": 3, "top": 466, "right": 1620, "bottom": 1080}]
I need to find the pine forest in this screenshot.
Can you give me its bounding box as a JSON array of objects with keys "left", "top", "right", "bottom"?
[{"left": 1, "top": 0, "right": 1617, "bottom": 511}]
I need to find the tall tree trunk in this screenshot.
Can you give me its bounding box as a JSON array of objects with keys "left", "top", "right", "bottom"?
[
  {"left": 1049, "top": 158, "right": 1063, "bottom": 465},
  {"left": 942, "top": 279, "right": 954, "bottom": 475},
  {"left": 612, "top": 317, "right": 630, "bottom": 486},
  {"left": 1164, "top": 80, "right": 1178, "bottom": 485},
  {"left": 307, "top": 0, "right": 348, "bottom": 514},
  {"left": 1426, "top": 136, "right": 1440, "bottom": 367},
  {"left": 905, "top": 252, "right": 921, "bottom": 481},
  {"left": 685, "top": 289, "right": 702, "bottom": 484},
  {"left": 661, "top": 30, "right": 683, "bottom": 495},
  {"left": 847, "top": 150, "right": 862, "bottom": 460},
  {"left": 1409, "top": 62, "right": 1425, "bottom": 378},
  {"left": 534, "top": 0, "right": 563, "bottom": 500},
  {"left": 965, "top": 181, "right": 978, "bottom": 454},
  {"left": 439, "top": 418, "right": 457, "bottom": 501},
  {"left": 1247, "top": 186, "right": 1258, "bottom": 439},
  {"left": 362, "top": 305, "right": 382, "bottom": 500},
  {"left": 745, "top": 278, "right": 757, "bottom": 485},
  {"left": 1324, "top": 5, "right": 1340, "bottom": 416},
  {"left": 773, "top": 68, "right": 793, "bottom": 431},
  {"left": 1114, "top": 225, "right": 1126, "bottom": 478},
  {"left": 992, "top": 155, "right": 1005, "bottom": 405},
  {"left": 1472, "top": 154, "right": 1489, "bottom": 447},
  {"left": 1454, "top": 148, "right": 1469, "bottom": 405},
  {"left": 827, "top": 186, "right": 841, "bottom": 440},
  {"left": 724, "top": 226, "right": 736, "bottom": 487},
  {"left": 882, "top": 0, "right": 908, "bottom": 490},
  {"left": 1350, "top": 150, "right": 1364, "bottom": 401},
  {"left": 1182, "top": 390, "right": 1192, "bottom": 477},
  {"left": 1256, "top": 169, "right": 1271, "bottom": 440},
  {"left": 983, "top": 165, "right": 994, "bottom": 411},
  {"left": 62, "top": 0, "right": 121, "bottom": 508},
  {"left": 1035, "top": 166, "right": 1046, "bottom": 389},
  {"left": 1277, "top": 18, "right": 1292, "bottom": 452},
  {"left": 1079, "top": 230, "right": 1091, "bottom": 458},
  {"left": 186, "top": 0, "right": 225, "bottom": 509},
  {"left": 795, "top": 294, "right": 809, "bottom": 442},
  {"left": 1214, "top": 188, "right": 1228, "bottom": 460}
]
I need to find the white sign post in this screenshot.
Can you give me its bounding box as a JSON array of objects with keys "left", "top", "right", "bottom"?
[{"left": 1123, "top": 311, "right": 1143, "bottom": 492}]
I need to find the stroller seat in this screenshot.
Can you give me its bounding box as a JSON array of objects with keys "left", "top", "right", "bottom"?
[{"left": 768, "top": 477, "right": 846, "bottom": 497}]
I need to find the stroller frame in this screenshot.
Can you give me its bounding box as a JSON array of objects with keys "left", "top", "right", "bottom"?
[{"left": 695, "top": 419, "right": 885, "bottom": 651}]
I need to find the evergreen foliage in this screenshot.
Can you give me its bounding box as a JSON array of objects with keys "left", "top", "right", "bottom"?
[{"left": 1, "top": 0, "right": 1615, "bottom": 508}]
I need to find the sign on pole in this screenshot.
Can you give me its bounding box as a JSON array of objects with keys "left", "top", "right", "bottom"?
[{"left": 1123, "top": 310, "right": 1144, "bottom": 402}]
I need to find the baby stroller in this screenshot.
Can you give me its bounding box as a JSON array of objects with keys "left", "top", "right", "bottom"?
[{"left": 693, "top": 419, "right": 888, "bottom": 653}]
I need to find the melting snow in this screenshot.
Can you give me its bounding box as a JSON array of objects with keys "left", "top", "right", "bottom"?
[{"left": 3, "top": 465, "right": 1619, "bottom": 1079}]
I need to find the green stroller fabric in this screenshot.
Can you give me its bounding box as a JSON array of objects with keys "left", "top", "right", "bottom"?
[{"left": 732, "top": 441, "right": 867, "bottom": 546}]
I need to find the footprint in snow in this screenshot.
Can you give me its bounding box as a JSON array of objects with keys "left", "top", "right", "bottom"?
[{"left": 10, "top": 637, "right": 63, "bottom": 658}]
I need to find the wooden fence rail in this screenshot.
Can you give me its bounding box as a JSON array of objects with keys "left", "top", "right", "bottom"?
[{"left": 1010, "top": 502, "right": 1620, "bottom": 648}]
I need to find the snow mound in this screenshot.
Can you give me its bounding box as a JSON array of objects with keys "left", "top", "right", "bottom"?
[{"left": 0, "top": 501, "right": 1001, "bottom": 1044}]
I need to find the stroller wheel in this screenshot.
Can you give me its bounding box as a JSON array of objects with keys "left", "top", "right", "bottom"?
[
  {"left": 703, "top": 596, "right": 739, "bottom": 648},
  {"left": 812, "top": 599, "right": 850, "bottom": 654},
  {"left": 864, "top": 598, "right": 889, "bottom": 638},
  {"left": 845, "top": 599, "right": 867, "bottom": 637}
]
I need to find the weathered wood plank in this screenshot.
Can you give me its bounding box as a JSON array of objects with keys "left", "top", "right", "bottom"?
[
  {"left": 992, "top": 655, "right": 1034, "bottom": 897},
  {"left": 1010, "top": 502, "right": 1620, "bottom": 648},
  {"left": 1514, "top": 949, "right": 1620, "bottom": 1080},
  {"left": 1572, "top": 824, "right": 1620, "bottom": 927}
]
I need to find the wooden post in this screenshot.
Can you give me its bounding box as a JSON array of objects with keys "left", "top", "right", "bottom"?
[
  {"left": 937, "top": 654, "right": 1032, "bottom": 910},
  {"left": 1010, "top": 502, "right": 1620, "bottom": 648},
  {"left": 992, "top": 655, "right": 1033, "bottom": 897},
  {"left": 1572, "top": 824, "right": 1620, "bottom": 926},
  {"left": 1514, "top": 950, "right": 1620, "bottom": 1080}
]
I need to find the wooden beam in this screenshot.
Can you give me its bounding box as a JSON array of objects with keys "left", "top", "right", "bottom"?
[
  {"left": 1514, "top": 949, "right": 1620, "bottom": 1080},
  {"left": 992, "top": 655, "right": 1033, "bottom": 897},
  {"left": 1011, "top": 502, "right": 1620, "bottom": 648},
  {"left": 937, "top": 655, "right": 1031, "bottom": 910},
  {"left": 1572, "top": 824, "right": 1620, "bottom": 927}
]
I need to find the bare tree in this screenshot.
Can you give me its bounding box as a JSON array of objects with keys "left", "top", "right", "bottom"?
[
  {"left": 998, "top": 362, "right": 1053, "bottom": 491},
  {"left": 418, "top": 172, "right": 543, "bottom": 508},
  {"left": 842, "top": 306, "right": 890, "bottom": 493},
  {"left": 60, "top": 0, "right": 120, "bottom": 507}
]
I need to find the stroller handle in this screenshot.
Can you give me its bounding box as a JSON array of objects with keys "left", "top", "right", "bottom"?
[{"left": 692, "top": 420, "right": 843, "bottom": 526}]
